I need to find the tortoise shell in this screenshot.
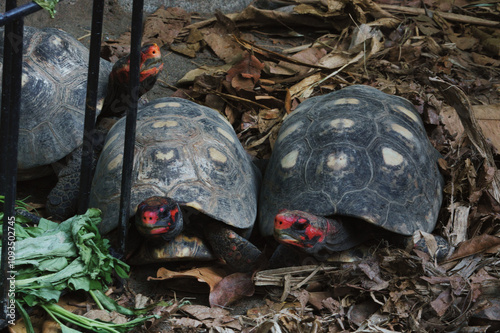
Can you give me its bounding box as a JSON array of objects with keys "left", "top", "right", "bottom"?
[
  {"left": 0, "top": 26, "right": 111, "bottom": 170},
  {"left": 259, "top": 85, "right": 443, "bottom": 237},
  {"left": 90, "top": 98, "right": 261, "bottom": 235}
]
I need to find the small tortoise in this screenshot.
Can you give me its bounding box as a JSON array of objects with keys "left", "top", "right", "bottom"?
[
  {"left": 0, "top": 26, "right": 163, "bottom": 220},
  {"left": 259, "top": 85, "right": 444, "bottom": 261},
  {"left": 89, "top": 98, "right": 262, "bottom": 272}
]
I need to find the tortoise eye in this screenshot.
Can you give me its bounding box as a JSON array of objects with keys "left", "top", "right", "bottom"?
[{"left": 294, "top": 221, "right": 308, "bottom": 230}]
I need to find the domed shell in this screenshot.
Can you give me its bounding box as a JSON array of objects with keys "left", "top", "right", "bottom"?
[
  {"left": 0, "top": 26, "right": 112, "bottom": 170},
  {"left": 90, "top": 98, "right": 261, "bottom": 235},
  {"left": 259, "top": 85, "right": 443, "bottom": 237}
]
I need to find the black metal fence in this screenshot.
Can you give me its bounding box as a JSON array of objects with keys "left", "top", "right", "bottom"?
[{"left": 0, "top": 0, "right": 145, "bottom": 324}]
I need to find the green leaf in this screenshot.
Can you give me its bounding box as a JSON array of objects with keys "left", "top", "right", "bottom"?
[
  {"left": 33, "top": 0, "right": 59, "bottom": 18},
  {"left": 90, "top": 290, "right": 135, "bottom": 316}
]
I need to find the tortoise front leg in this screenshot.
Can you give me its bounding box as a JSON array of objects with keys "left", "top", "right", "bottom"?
[{"left": 204, "top": 222, "right": 263, "bottom": 273}]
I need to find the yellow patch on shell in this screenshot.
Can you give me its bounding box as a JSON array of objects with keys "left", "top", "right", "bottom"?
[
  {"left": 208, "top": 147, "right": 227, "bottom": 163},
  {"left": 152, "top": 120, "right": 178, "bottom": 128},
  {"left": 214, "top": 111, "right": 232, "bottom": 126},
  {"left": 278, "top": 122, "right": 301, "bottom": 143},
  {"left": 330, "top": 118, "right": 355, "bottom": 129},
  {"left": 21, "top": 73, "right": 29, "bottom": 88},
  {"left": 155, "top": 150, "right": 175, "bottom": 161},
  {"left": 154, "top": 101, "right": 182, "bottom": 109},
  {"left": 217, "top": 127, "right": 235, "bottom": 143},
  {"left": 103, "top": 133, "right": 119, "bottom": 152},
  {"left": 50, "top": 36, "right": 63, "bottom": 47},
  {"left": 395, "top": 105, "right": 419, "bottom": 122},
  {"left": 186, "top": 201, "right": 202, "bottom": 210},
  {"left": 107, "top": 154, "right": 123, "bottom": 170},
  {"left": 281, "top": 150, "right": 299, "bottom": 169},
  {"left": 333, "top": 97, "right": 360, "bottom": 105},
  {"left": 96, "top": 97, "right": 105, "bottom": 114},
  {"left": 391, "top": 123, "right": 414, "bottom": 140},
  {"left": 327, "top": 152, "right": 348, "bottom": 171},
  {"left": 382, "top": 147, "right": 404, "bottom": 166}
]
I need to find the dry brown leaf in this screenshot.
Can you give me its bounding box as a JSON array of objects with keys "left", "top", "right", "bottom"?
[
  {"left": 202, "top": 24, "right": 244, "bottom": 63},
  {"left": 226, "top": 52, "right": 265, "bottom": 86},
  {"left": 172, "top": 317, "right": 203, "bottom": 328},
  {"left": 149, "top": 266, "right": 226, "bottom": 291},
  {"left": 347, "top": 301, "right": 380, "bottom": 326},
  {"left": 276, "top": 47, "right": 327, "bottom": 76},
  {"left": 446, "top": 234, "right": 500, "bottom": 262},
  {"left": 430, "top": 289, "right": 453, "bottom": 316},
  {"left": 181, "top": 304, "right": 229, "bottom": 320},
  {"left": 209, "top": 272, "right": 255, "bottom": 307},
  {"left": 142, "top": 6, "right": 190, "bottom": 47},
  {"left": 177, "top": 64, "right": 232, "bottom": 86},
  {"left": 288, "top": 72, "right": 323, "bottom": 99}
]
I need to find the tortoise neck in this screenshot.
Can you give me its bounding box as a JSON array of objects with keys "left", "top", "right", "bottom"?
[{"left": 312, "top": 216, "right": 375, "bottom": 255}]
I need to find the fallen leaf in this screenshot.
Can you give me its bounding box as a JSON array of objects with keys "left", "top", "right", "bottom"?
[
  {"left": 149, "top": 266, "right": 226, "bottom": 291},
  {"left": 430, "top": 289, "right": 453, "bottom": 316},
  {"left": 142, "top": 6, "right": 190, "bottom": 47},
  {"left": 181, "top": 304, "right": 229, "bottom": 320},
  {"left": 446, "top": 234, "right": 500, "bottom": 262},
  {"left": 226, "top": 52, "right": 265, "bottom": 87},
  {"left": 209, "top": 272, "right": 255, "bottom": 307}
]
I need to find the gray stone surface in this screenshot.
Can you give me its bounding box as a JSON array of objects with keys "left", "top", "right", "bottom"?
[{"left": 117, "top": 0, "right": 253, "bottom": 14}]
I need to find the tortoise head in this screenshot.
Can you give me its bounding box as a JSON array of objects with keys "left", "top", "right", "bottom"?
[
  {"left": 274, "top": 210, "right": 328, "bottom": 251},
  {"left": 274, "top": 210, "right": 378, "bottom": 259},
  {"left": 109, "top": 43, "right": 163, "bottom": 96},
  {"left": 135, "top": 196, "right": 183, "bottom": 242}
]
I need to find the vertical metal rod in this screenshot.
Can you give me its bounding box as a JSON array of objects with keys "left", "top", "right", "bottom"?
[
  {"left": 118, "top": 0, "right": 144, "bottom": 255},
  {"left": 0, "top": 7, "right": 24, "bottom": 322},
  {"left": 77, "top": 0, "right": 105, "bottom": 215}
]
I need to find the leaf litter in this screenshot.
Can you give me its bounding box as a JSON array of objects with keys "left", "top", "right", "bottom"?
[{"left": 19, "top": 0, "right": 500, "bottom": 331}]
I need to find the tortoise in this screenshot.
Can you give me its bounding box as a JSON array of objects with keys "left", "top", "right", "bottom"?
[
  {"left": 0, "top": 26, "right": 163, "bottom": 220},
  {"left": 89, "top": 98, "right": 263, "bottom": 272},
  {"left": 259, "top": 85, "right": 445, "bottom": 261}
]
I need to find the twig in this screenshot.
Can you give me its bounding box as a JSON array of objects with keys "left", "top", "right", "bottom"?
[{"left": 380, "top": 4, "right": 499, "bottom": 27}]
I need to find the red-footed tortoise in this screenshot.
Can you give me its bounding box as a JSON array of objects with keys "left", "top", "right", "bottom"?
[
  {"left": 89, "top": 98, "right": 263, "bottom": 272},
  {"left": 0, "top": 26, "right": 163, "bottom": 220},
  {"left": 259, "top": 85, "right": 446, "bottom": 262}
]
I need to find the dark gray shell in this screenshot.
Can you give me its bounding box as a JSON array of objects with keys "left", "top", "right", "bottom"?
[
  {"left": 90, "top": 98, "right": 261, "bottom": 235},
  {"left": 259, "top": 85, "right": 443, "bottom": 237},
  {"left": 0, "top": 26, "right": 111, "bottom": 170}
]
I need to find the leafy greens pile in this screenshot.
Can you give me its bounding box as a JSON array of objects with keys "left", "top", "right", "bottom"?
[
  {"left": 2, "top": 208, "right": 157, "bottom": 332},
  {"left": 12, "top": 208, "right": 128, "bottom": 307}
]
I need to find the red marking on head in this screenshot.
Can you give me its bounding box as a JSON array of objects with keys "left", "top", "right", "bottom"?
[
  {"left": 160, "top": 207, "right": 165, "bottom": 212},
  {"left": 150, "top": 227, "right": 170, "bottom": 234},
  {"left": 304, "top": 224, "right": 324, "bottom": 244},
  {"left": 274, "top": 210, "right": 326, "bottom": 249},
  {"left": 170, "top": 206, "right": 179, "bottom": 222},
  {"left": 274, "top": 213, "right": 296, "bottom": 230},
  {"left": 142, "top": 210, "right": 159, "bottom": 225},
  {"left": 231, "top": 245, "right": 237, "bottom": 251}
]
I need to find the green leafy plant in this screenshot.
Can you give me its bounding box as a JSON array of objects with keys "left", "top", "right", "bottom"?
[
  {"left": 34, "top": 0, "right": 59, "bottom": 18},
  {"left": 1, "top": 208, "right": 157, "bottom": 332}
]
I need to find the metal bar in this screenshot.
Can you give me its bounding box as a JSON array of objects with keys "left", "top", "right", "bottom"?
[
  {"left": 0, "top": 7, "right": 24, "bottom": 323},
  {"left": 0, "top": 1, "right": 52, "bottom": 27},
  {"left": 117, "top": 0, "right": 144, "bottom": 255},
  {"left": 77, "top": 0, "right": 105, "bottom": 215}
]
